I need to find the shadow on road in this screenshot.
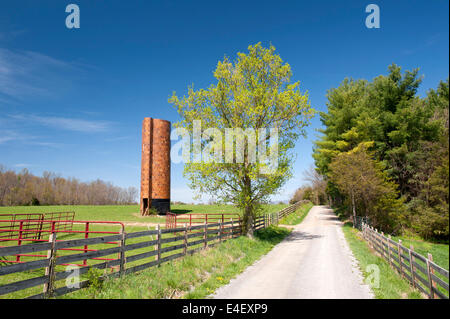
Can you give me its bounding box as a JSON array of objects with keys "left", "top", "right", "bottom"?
[
  {"left": 317, "top": 210, "right": 342, "bottom": 225},
  {"left": 284, "top": 230, "right": 322, "bottom": 242}
]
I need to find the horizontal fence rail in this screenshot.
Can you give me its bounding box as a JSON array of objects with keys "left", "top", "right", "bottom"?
[
  {"left": 362, "top": 223, "right": 449, "bottom": 299},
  {"left": 0, "top": 212, "right": 75, "bottom": 241},
  {"left": 0, "top": 219, "right": 124, "bottom": 267},
  {"left": 0, "top": 201, "right": 308, "bottom": 299},
  {"left": 166, "top": 213, "right": 240, "bottom": 231}
]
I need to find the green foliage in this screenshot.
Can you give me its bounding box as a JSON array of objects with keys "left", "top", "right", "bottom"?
[
  {"left": 328, "top": 143, "right": 404, "bottom": 233},
  {"left": 86, "top": 267, "right": 104, "bottom": 298},
  {"left": 169, "top": 43, "right": 314, "bottom": 234},
  {"left": 314, "top": 64, "right": 439, "bottom": 193},
  {"left": 30, "top": 197, "right": 40, "bottom": 206},
  {"left": 314, "top": 64, "right": 448, "bottom": 239},
  {"left": 290, "top": 185, "right": 314, "bottom": 204}
]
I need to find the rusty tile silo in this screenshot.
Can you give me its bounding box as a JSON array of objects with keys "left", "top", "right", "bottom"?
[
  {"left": 140, "top": 118, "right": 153, "bottom": 215},
  {"left": 140, "top": 117, "right": 171, "bottom": 215}
]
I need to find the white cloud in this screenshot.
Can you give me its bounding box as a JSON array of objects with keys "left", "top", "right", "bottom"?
[
  {"left": 0, "top": 129, "right": 63, "bottom": 148},
  {"left": 9, "top": 114, "right": 113, "bottom": 133},
  {"left": 0, "top": 129, "right": 30, "bottom": 144},
  {"left": 0, "top": 48, "right": 76, "bottom": 102}
]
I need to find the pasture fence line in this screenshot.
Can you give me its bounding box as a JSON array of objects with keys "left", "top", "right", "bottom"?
[
  {"left": 165, "top": 212, "right": 240, "bottom": 231},
  {"left": 0, "top": 220, "right": 124, "bottom": 266},
  {"left": 361, "top": 222, "right": 449, "bottom": 299},
  {"left": 252, "top": 200, "right": 309, "bottom": 231},
  {"left": 0, "top": 212, "right": 75, "bottom": 241},
  {"left": 0, "top": 201, "right": 309, "bottom": 299}
]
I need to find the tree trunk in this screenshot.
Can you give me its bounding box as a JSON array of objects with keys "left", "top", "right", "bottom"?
[
  {"left": 245, "top": 206, "right": 254, "bottom": 239},
  {"left": 351, "top": 190, "right": 356, "bottom": 228},
  {"left": 242, "top": 168, "right": 254, "bottom": 238}
]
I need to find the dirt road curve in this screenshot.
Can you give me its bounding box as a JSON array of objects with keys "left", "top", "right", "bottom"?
[{"left": 212, "top": 206, "right": 374, "bottom": 299}]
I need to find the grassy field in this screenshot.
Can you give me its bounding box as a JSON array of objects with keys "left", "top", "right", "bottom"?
[
  {"left": 0, "top": 203, "right": 291, "bottom": 298},
  {"left": 335, "top": 209, "right": 449, "bottom": 273},
  {"left": 278, "top": 202, "right": 313, "bottom": 225},
  {"left": 390, "top": 235, "right": 449, "bottom": 272},
  {"left": 61, "top": 226, "right": 291, "bottom": 299},
  {"left": 342, "top": 224, "right": 423, "bottom": 299},
  {"left": 0, "top": 203, "right": 289, "bottom": 224},
  {"left": 0, "top": 224, "right": 155, "bottom": 299}
]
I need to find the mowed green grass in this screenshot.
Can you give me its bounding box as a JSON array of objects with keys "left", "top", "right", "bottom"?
[
  {"left": 0, "top": 224, "right": 154, "bottom": 299},
  {"left": 390, "top": 235, "right": 449, "bottom": 272},
  {"left": 390, "top": 234, "right": 449, "bottom": 298},
  {"left": 0, "top": 203, "right": 290, "bottom": 298},
  {"left": 0, "top": 203, "right": 289, "bottom": 224},
  {"left": 61, "top": 226, "right": 291, "bottom": 299},
  {"left": 342, "top": 225, "right": 423, "bottom": 299}
]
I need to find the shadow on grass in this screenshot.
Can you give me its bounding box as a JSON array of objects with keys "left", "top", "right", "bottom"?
[
  {"left": 343, "top": 221, "right": 353, "bottom": 227},
  {"left": 255, "top": 225, "right": 291, "bottom": 244},
  {"left": 170, "top": 209, "right": 193, "bottom": 215}
]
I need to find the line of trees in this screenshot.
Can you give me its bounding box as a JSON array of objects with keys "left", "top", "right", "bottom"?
[
  {"left": 290, "top": 165, "right": 327, "bottom": 205},
  {"left": 0, "top": 165, "right": 138, "bottom": 206},
  {"left": 311, "top": 64, "right": 448, "bottom": 241}
]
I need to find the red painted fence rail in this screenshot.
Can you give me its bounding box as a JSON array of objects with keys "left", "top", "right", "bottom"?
[
  {"left": 0, "top": 212, "right": 76, "bottom": 240},
  {"left": 0, "top": 219, "right": 124, "bottom": 267},
  {"left": 166, "top": 212, "right": 240, "bottom": 231}
]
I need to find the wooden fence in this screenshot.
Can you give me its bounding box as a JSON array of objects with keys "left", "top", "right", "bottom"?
[
  {"left": 362, "top": 223, "right": 449, "bottom": 299},
  {"left": 0, "top": 201, "right": 306, "bottom": 299},
  {"left": 252, "top": 200, "right": 309, "bottom": 230}
]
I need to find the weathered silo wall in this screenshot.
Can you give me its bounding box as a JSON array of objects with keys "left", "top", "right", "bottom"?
[{"left": 140, "top": 117, "right": 171, "bottom": 215}]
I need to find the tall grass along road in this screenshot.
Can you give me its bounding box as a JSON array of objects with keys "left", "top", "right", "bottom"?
[{"left": 212, "top": 206, "right": 373, "bottom": 299}]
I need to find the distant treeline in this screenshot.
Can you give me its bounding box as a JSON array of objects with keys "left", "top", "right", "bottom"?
[{"left": 0, "top": 165, "right": 138, "bottom": 206}]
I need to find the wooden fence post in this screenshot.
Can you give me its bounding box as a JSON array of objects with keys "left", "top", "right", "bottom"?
[
  {"left": 43, "top": 232, "right": 57, "bottom": 297},
  {"left": 409, "top": 245, "right": 415, "bottom": 288},
  {"left": 398, "top": 240, "right": 404, "bottom": 278},
  {"left": 219, "top": 221, "right": 222, "bottom": 243},
  {"left": 370, "top": 227, "right": 374, "bottom": 247},
  {"left": 183, "top": 223, "right": 188, "bottom": 255},
  {"left": 204, "top": 222, "right": 207, "bottom": 248},
  {"left": 427, "top": 253, "right": 436, "bottom": 299},
  {"left": 230, "top": 219, "right": 234, "bottom": 239},
  {"left": 387, "top": 235, "right": 392, "bottom": 267},
  {"left": 156, "top": 224, "right": 161, "bottom": 265},
  {"left": 366, "top": 225, "right": 370, "bottom": 241},
  {"left": 119, "top": 228, "right": 126, "bottom": 276},
  {"left": 374, "top": 229, "right": 378, "bottom": 254},
  {"left": 381, "top": 232, "right": 385, "bottom": 259}
]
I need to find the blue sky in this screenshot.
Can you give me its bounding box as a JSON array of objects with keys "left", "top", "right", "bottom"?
[{"left": 0, "top": 0, "right": 448, "bottom": 203}]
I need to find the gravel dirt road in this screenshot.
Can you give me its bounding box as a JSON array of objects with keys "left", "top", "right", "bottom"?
[{"left": 212, "top": 205, "right": 374, "bottom": 299}]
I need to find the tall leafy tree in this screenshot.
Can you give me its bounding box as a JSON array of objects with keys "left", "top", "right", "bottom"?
[
  {"left": 314, "top": 64, "right": 448, "bottom": 239},
  {"left": 409, "top": 80, "right": 449, "bottom": 239},
  {"left": 169, "top": 43, "right": 314, "bottom": 235},
  {"left": 328, "top": 142, "right": 403, "bottom": 232},
  {"left": 314, "top": 64, "right": 441, "bottom": 196}
]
